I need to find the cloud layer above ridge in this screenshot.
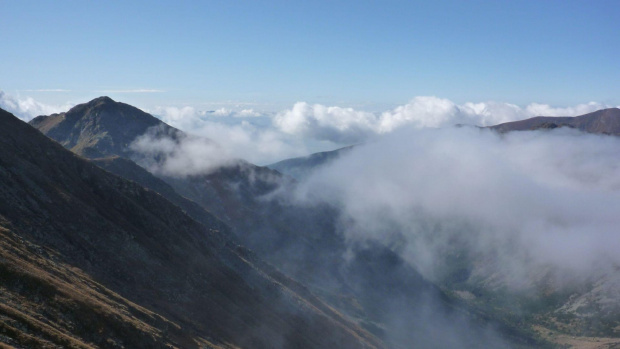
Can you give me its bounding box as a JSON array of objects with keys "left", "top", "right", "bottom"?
[
  {"left": 149, "top": 96, "right": 613, "bottom": 166},
  {"left": 273, "top": 97, "right": 613, "bottom": 143},
  {"left": 0, "top": 91, "right": 74, "bottom": 121},
  {"left": 2, "top": 90, "right": 616, "bottom": 166}
]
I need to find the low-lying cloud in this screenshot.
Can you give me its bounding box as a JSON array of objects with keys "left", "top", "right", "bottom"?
[
  {"left": 129, "top": 125, "right": 235, "bottom": 177},
  {"left": 147, "top": 97, "right": 614, "bottom": 165},
  {"left": 0, "top": 90, "right": 74, "bottom": 121},
  {"left": 274, "top": 97, "right": 613, "bottom": 144},
  {"left": 294, "top": 126, "right": 620, "bottom": 289},
  {"left": 150, "top": 106, "right": 313, "bottom": 165}
]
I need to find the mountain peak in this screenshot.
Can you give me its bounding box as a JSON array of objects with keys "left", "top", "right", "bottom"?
[
  {"left": 86, "top": 95, "right": 115, "bottom": 106},
  {"left": 29, "top": 97, "right": 171, "bottom": 158},
  {"left": 91, "top": 95, "right": 114, "bottom": 103},
  {"left": 66, "top": 96, "right": 126, "bottom": 116}
]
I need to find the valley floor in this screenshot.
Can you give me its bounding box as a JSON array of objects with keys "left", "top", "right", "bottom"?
[{"left": 534, "top": 326, "right": 620, "bottom": 349}]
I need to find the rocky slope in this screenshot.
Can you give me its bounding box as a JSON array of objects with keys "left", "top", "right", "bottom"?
[{"left": 1, "top": 107, "right": 382, "bottom": 348}]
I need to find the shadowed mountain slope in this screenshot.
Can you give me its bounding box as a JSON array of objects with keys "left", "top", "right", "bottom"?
[
  {"left": 489, "top": 108, "right": 620, "bottom": 134},
  {"left": 1, "top": 107, "right": 382, "bottom": 348}
]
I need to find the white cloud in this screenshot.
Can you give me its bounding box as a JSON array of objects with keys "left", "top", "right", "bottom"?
[
  {"left": 524, "top": 101, "right": 607, "bottom": 117},
  {"left": 144, "top": 98, "right": 617, "bottom": 165},
  {"left": 294, "top": 127, "right": 620, "bottom": 289},
  {"left": 150, "top": 106, "right": 311, "bottom": 165},
  {"left": 129, "top": 125, "right": 235, "bottom": 177},
  {"left": 237, "top": 109, "right": 261, "bottom": 117},
  {"left": 378, "top": 96, "right": 459, "bottom": 132},
  {"left": 151, "top": 106, "right": 199, "bottom": 124},
  {"left": 273, "top": 97, "right": 617, "bottom": 144},
  {"left": 212, "top": 108, "right": 234, "bottom": 116},
  {"left": 273, "top": 102, "right": 379, "bottom": 143},
  {"left": 0, "top": 90, "right": 74, "bottom": 121},
  {"left": 211, "top": 107, "right": 261, "bottom": 117}
]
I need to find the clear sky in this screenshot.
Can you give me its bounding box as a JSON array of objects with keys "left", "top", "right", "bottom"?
[{"left": 1, "top": 0, "right": 619, "bottom": 111}]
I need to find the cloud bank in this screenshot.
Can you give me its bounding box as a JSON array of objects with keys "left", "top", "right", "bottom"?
[
  {"left": 150, "top": 106, "right": 313, "bottom": 165},
  {"left": 274, "top": 97, "right": 613, "bottom": 144},
  {"left": 147, "top": 97, "right": 614, "bottom": 165},
  {"left": 129, "top": 125, "right": 236, "bottom": 177},
  {"left": 0, "top": 90, "right": 74, "bottom": 121},
  {"left": 294, "top": 126, "right": 620, "bottom": 289}
]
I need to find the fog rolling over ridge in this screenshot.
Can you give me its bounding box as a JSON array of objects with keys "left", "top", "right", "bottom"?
[
  {"left": 282, "top": 120, "right": 620, "bottom": 347},
  {"left": 295, "top": 125, "right": 620, "bottom": 288}
]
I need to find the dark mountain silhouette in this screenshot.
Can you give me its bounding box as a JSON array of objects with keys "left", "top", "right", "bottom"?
[
  {"left": 91, "top": 155, "right": 228, "bottom": 232},
  {"left": 268, "top": 145, "right": 354, "bottom": 180},
  {"left": 489, "top": 108, "right": 620, "bottom": 135},
  {"left": 1, "top": 107, "right": 382, "bottom": 348}
]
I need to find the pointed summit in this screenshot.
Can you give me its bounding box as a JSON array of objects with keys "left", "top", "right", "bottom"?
[
  {"left": 30, "top": 96, "right": 178, "bottom": 158},
  {"left": 91, "top": 95, "right": 114, "bottom": 103},
  {"left": 88, "top": 95, "right": 115, "bottom": 105}
]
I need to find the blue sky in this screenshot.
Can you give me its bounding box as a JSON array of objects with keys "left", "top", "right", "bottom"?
[{"left": 2, "top": 0, "right": 619, "bottom": 111}]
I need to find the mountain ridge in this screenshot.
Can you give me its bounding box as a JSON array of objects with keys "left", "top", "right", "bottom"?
[
  {"left": 1, "top": 107, "right": 383, "bottom": 348},
  {"left": 489, "top": 107, "right": 620, "bottom": 135}
]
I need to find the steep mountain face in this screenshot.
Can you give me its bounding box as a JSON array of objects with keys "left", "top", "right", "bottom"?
[
  {"left": 269, "top": 108, "right": 620, "bottom": 182},
  {"left": 91, "top": 156, "right": 229, "bottom": 233},
  {"left": 1, "top": 107, "right": 382, "bottom": 348},
  {"left": 489, "top": 108, "right": 620, "bottom": 134},
  {"left": 268, "top": 146, "right": 354, "bottom": 180}
]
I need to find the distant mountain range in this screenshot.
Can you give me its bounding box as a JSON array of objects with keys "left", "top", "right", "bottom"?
[
  {"left": 489, "top": 107, "right": 620, "bottom": 134},
  {"left": 268, "top": 108, "right": 620, "bottom": 181}
]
